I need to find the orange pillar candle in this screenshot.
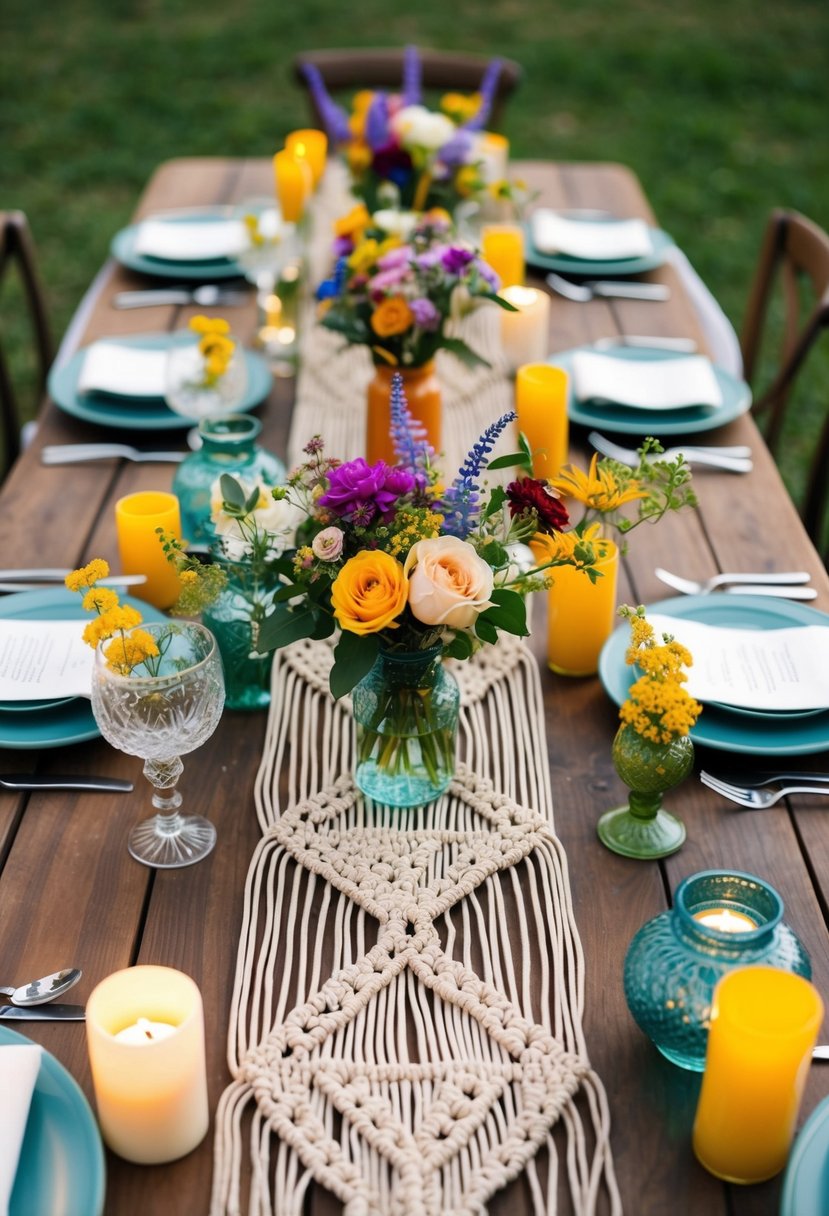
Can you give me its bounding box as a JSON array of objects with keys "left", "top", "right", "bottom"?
[
  {"left": 514, "top": 363, "right": 569, "bottom": 480},
  {"left": 499, "top": 286, "right": 551, "bottom": 371},
  {"left": 115, "top": 491, "right": 182, "bottom": 610},
  {"left": 273, "top": 150, "right": 311, "bottom": 223},
  {"left": 547, "top": 537, "right": 618, "bottom": 676},
  {"left": 693, "top": 966, "right": 823, "bottom": 1184},
  {"left": 481, "top": 223, "right": 525, "bottom": 289},
  {"left": 285, "top": 128, "right": 328, "bottom": 187}
]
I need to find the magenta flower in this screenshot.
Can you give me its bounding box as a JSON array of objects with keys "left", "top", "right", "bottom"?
[
  {"left": 319, "top": 459, "right": 416, "bottom": 523},
  {"left": 441, "top": 247, "right": 475, "bottom": 275}
]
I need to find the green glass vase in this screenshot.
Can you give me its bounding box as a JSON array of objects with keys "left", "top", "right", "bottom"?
[
  {"left": 597, "top": 723, "right": 693, "bottom": 859},
  {"left": 201, "top": 552, "right": 276, "bottom": 711}
]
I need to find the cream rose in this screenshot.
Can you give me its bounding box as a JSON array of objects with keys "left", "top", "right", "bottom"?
[
  {"left": 404, "top": 536, "right": 495, "bottom": 629},
  {"left": 390, "top": 105, "right": 456, "bottom": 152},
  {"left": 372, "top": 209, "right": 419, "bottom": 239}
]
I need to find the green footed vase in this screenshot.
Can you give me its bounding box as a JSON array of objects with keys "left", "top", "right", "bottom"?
[{"left": 597, "top": 724, "right": 694, "bottom": 859}]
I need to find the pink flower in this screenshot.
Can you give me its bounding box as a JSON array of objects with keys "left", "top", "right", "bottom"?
[{"left": 312, "top": 526, "right": 344, "bottom": 561}]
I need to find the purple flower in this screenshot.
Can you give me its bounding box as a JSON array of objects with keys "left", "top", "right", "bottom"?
[
  {"left": 438, "top": 130, "right": 474, "bottom": 167},
  {"left": 365, "top": 93, "right": 390, "bottom": 151},
  {"left": 463, "top": 58, "right": 503, "bottom": 132},
  {"left": 441, "top": 246, "right": 475, "bottom": 275},
  {"left": 368, "top": 266, "right": 411, "bottom": 295},
  {"left": 333, "top": 235, "right": 354, "bottom": 258},
  {"left": 415, "top": 248, "right": 443, "bottom": 270},
  {"left": 476, "top": 259, "right": 500, "bottom": 291},
  {"left": 377, "top": 245, "right": 412, "bottom": 271},
  {"left": 410, "top": 297, "right": 441, "bottom": 330},
  {"left": 319, "top": 459, "right": 416, "bottom": 523},
  {"left": 402, "top": 44, "right": 421, "bottom": 106}
]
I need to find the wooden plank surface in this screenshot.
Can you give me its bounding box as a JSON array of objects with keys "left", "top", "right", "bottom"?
[{"left": 1, "top": 158, "right": 827, "bottom": 1216}]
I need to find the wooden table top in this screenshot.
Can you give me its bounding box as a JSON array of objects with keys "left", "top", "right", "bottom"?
[{"left": 2, "top": 157, "right": 828, "bottom": 1216}]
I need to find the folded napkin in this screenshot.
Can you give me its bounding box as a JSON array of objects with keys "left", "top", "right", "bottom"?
[
  {"left": 132, "top": 218, "right": 247, "bottom": 262},
  {"left": 530, "top": 210, "right": 654, "bottom": 260},
  {"left": 78, "top": 341, "right": 167, "bottom": 399},
  {"left": 571, "top": 351, "right": 722, "bottom": 411},
  {"left": 0, "top": 1045, "right": 41, "bottom": 1216},
  {"left": 0, "top": 620, "right": 94, "bottom": 701}
]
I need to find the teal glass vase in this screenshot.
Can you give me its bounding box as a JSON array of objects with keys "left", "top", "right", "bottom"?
[
  {"left": 624, "top": 870, "right": 811, "bottom": 1071},
  {"left": 597, "top": 723, "right": 693, "bottom": 859},
  {"left": 201, "top": 553, "right": 276, "bottom": 711},
  {"left": 172, "top": 415, "right": 285, "bottom": 545},
  {"left": 351, "top": 647, "right": 460, "bottom": 808}
]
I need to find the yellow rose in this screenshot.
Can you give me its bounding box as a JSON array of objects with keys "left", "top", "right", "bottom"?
[
  {"left": 331, "top": 551, "right": 408, "bottom": 635},
  {"left": 404, "top": 536, "right": 494, "bottom": 629},
  {"left": 370, "top": 295, "right": 414, "bottom": 338}
]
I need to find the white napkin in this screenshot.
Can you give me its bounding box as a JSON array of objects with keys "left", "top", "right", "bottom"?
[
  {"left": 530, "top": 210, "right": 654, "bottom": 260},
  {"left": 132, "top": 218, "right": 247, "bottom": 261},
  {"left": 571, "top": 351, "right": 722, "bottom": 411},
  {"left": 77, "top": 341, "right": 167, "bottom": 399},
  {"left": 0, "top": 620, "right": 94, "bottom": 701},
  {"left": 0, "top": 1045, "right": 41, "bottom": 1216}
]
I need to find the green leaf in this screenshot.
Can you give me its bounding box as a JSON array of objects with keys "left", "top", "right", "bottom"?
[
  {"left": 478, "top": 587, "right": 528, "bottom": 636},
  {"left": 220, "top": 474, "right": 247, "bottom": 510},
  {"left": 487, "top": 451, "right": 527, "bottom": 472},
  {"left": 440, "top": 335, "right": 490, "bottom": 369},
  {"left": 445, "top": 631, "right": 474, "bottom": 661},
  {"left": 256, "top": 603, "right": 318, "bottom": 652},
  {"left": 517, "top": 430, "right": 534, "bottom": 466},
  {"left": 475, "top": 616, "right": 499, "bottom": 644},
  {"left": 330, "top": 631, "right": 379, "bottom": 701},
  {"left": 481, "top": 290, "right": 519, "bottom": 312},
  {"left": 483, "top": 484, "right": 507, "bottom": 518}
]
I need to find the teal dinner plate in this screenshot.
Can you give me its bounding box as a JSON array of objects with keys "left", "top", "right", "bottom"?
[
  {"left": 0, "top": 696, "right": 75, "bottom": 714},
  {"left": 781, "top": 1095, "right": 829, "bottom": 1216},
  {"left": 525, "top": 223, "right": 674, "bottom": 277},
  {"left": 0, "top": 1025, "right": 105, "bottom": 1216},
  {"left": 548, "top": 343, "right": 752, "bottom": 437},
  {"left": 0, "top": 588, "right": 166, "bottom": 749},
  {"left": 598, "top": 594, "right": 829, "bottom": 755},
  {"left": 111, "top": 210, "right": 244, "bottom": 280},
  {"left": 48, "top": 332, "right": 272, "bottom": 432}
]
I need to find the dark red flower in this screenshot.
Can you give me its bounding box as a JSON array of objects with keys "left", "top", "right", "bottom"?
[{"left": 506, "top": 478, "right": 569, "bottom": 534}]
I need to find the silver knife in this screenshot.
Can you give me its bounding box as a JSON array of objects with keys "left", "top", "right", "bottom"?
[
  {"left": 0, "top": 569, "right": 147, "bottom": 586},
  {"left": 0, "top": 1002, "right": 85, "bottom": 1021},
  {"left": 0, "top": 774, "right": 134, "bottom": 792},
  {"left": 587, "top": 280, "right": 670, "bottom": 300},
  {"left": 813, "top": 1046, "right": 829, "bottom": 1059}
]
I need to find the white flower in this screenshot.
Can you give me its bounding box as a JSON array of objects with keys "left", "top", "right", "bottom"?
[
  {"left": 372, "top": 209, "right": 419, "bottom": 239},
  {"left": 404, "top": 535, "right": 494, "bottom": 629},
  {"left": 211, "top": 477, "right": 298, "bottom": 561},
  {"left": 496, "top": 542, "right": 537, "bottom": 585},
  {"left": 390, "top": 105, "right": 456, "bottom": 153}
]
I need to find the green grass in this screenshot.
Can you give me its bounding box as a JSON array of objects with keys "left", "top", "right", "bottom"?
[{"left": 2, "top": 0, "right": 828, "bottom": 510}]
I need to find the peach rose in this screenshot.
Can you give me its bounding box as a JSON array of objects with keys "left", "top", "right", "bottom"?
[
  {"left": 331, "top": 551, "right": 408, "bottom": 636},
  {"left": 404, "top": 536, "right": 494, "bottom": 629}
]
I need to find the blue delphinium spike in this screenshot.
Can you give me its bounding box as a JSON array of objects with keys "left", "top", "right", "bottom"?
[
  {"left": 402, "top": 45, "right": 422, "bottom": 107},
  {"left": 442, "top": 409, "right": 517, "bottom": 537},
  {"left": 316, "top": 256, "right": 348, "bottom": 302},
  {"left": 300, "top": 64, "right": 352, "bottom": 144},
  {"left": 365, "top": 93, "right": 390, "bottom": 151},
  {"left": 389, "top": 371, "right": 434, "bottom": 475},
  {"left": 463, "top": 58, "right": 503, "bottom": 132}
]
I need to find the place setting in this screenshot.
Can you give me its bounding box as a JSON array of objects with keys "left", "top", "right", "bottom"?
[{"left": 525, "top": 206, "right": 676, "bottom": 276}]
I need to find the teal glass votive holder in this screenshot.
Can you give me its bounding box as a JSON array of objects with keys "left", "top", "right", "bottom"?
[{"left": 623, "top": 870, "right": 811, "bottom": 1071}]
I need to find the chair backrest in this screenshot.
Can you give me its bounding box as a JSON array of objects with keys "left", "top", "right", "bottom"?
[
  {"left": 293, "top": 47, "right": 522, "bottom": 133},
  {"left": 0, "top": 210, "right": 53, "bottom": 474},
  {"left": 740, "top": 208, "right": 829, "bottom": 557}
]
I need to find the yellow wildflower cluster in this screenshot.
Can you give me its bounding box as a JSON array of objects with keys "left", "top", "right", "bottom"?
[
  {"left": 102, "top": 629, "right": 162, "bottom": 677},
  {"left": 551, "top": 454, "right": 646, "bottom": 513},
  {"left": 189, "top": 316, "right": 235, "bottom": 387},
  {"left": 387, "top": 509, "right": 444, "bottom": 557},
  {"left": 439, "top": 91, "right": 482, "bottom": 125},
  {"left": 619, "top": 607, "right": 702, "bottom": 745},
  {"left": 347, "top": 235, "right": 402, "bottom": 275},
  {"left": 65, "top": 559, "right": 160, "bottom": 675},
  {"left": 530, "top": 522, "right": 605, "bottom": 568},
  {"left": 65, "top": 559, "right": 109, "bottom": 592}
]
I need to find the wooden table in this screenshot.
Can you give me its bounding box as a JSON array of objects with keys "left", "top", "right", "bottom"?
[{"left": 2, "top": 158, "right": 828, "bottom": 1216}]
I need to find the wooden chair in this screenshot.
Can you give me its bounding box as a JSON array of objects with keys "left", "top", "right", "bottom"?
[
  {"left": 0, "top": 210, "right": 53, "bottom": 475},
  {"left": 293, "top": 48, "right": 522, "bottom": 132},
  {"left": 740, "top": 209, "right": 829, "bottom": 557}
]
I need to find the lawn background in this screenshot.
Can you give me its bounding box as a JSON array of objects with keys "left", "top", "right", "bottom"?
[{"left": 2, "top": 0, "right": 828, "bottom": 505}]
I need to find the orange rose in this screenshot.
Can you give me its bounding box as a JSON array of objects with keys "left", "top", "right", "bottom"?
[
  {"left": 370, "top": 296, "right": 414, "bottom": 338},
  {"left": 331, "top": 551, "right": 408, "bottom": 635}
]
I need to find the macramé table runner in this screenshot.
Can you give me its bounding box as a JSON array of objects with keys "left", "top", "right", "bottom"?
[{"left": 211, "top": 168, "right": 621, "bottom": 1216}]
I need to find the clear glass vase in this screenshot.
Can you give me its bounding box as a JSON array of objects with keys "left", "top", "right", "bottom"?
[
  {"left": 624, "top": 870, "right": 811, "bottom": 1071},
  {"left": 351, "top": 646, "right": 460, "bottom": 808},
  {"left": 201, "top": 552, "right": 277, "bottom": 711},
  {"left": 172, "top": 415, "right": 286, "bottom": 544},
  {"left": 597, "top": 723, "right": 693, "bottom": 859}
]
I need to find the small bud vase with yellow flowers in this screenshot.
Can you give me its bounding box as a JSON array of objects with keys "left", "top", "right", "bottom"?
[{"left": 598, "top": 606, "right": 702, "bottom": 859}]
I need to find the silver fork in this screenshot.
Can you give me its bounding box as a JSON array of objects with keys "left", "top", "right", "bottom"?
[
  {"left": 700, "top": 772, "right": 829, "bottom": 809},
  {"left": 42, "top": 444, "right": 185, "bottom": 465},
  {"left": 589, "top": 431, "right": 753, "bottom": 473},
  {"left": 654, "top": 567, "right": 814, "bottom": 597},
  {"left": 546, "top": 272, "right": 669, "bottom": 302}
]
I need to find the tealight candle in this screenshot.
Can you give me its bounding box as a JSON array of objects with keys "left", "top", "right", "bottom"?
[
  {"left": 499, "top": 286, "right": 551, "bottom": 371},
  {"left": 693, "top": 908, "right": 758, "bottom": 933},
  {"left": 514, "top": 363, "right": 569, "bottom": 480},
  {"left": 693, "top": 966, "right": 823, "bottom": 1183},
  {"left": 284, "top": 128, "right": 328, "bottom": 187},
  {"left": 481, "top": 223, "right": 525, "bottom": 288},
  {"left": 273, "top": 150, "right": 312, "bottom": 223},
  {"left": 114, "top": 490, "right": 182, "bottom": 610},
  {"left": 86, "top": 965, "right": 209, "bottom": 1164}
]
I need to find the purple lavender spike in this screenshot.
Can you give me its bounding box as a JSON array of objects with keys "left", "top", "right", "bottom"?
[
  {"left": 365, "top": 92, "right": 390, "bottom": 151},
  {"left": 463, "top": 58, "right": 503, "bottom": 132},
  {"left": 389, "top": 371, "right": 434, "bottom": 474},
  {"left": 402, "top": 45, "right": 422, "bottom": 107},
  {"left": 300, "top": 63, "right": 352, "bottom": 143}
]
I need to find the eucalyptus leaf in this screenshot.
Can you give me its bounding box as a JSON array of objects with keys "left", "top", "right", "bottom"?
[{"left": 220, "top": 473, "right": 246, "bottom": 510}]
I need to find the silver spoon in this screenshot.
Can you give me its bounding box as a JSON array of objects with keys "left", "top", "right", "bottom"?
[{"left": 0, "top": 967, "right": 82, "bottom": 1006}]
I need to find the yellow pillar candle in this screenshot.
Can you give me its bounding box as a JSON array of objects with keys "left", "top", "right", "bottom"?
[
  {"left": 514, "top": 363, "right": 569, "bottom": 480},
  {"left": 114, "top": 490, "right": 182, "bottom": 610},
  {"left": 86, "top": 965, "right": 209, "bottom": 1165},
  {"left": 481, "top": 223, "right": 525, "bottom": 289},
  {"left": 499, "top": 286, "right": 551, "bottom": 371},
  {"left": 547, "top": 537, "right": 618, "bottom": 676},
  {"left": 285, "top": 128, "right": 328, "bottom": 187},
  {"left": 273, "top": 150, "right": 311, "bottom": 223},
  {"left": 693, "top": 966, "right": 823, "bottom": 1184}
]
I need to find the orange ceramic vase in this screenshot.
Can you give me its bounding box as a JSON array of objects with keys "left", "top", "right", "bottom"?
[{"left": 366, "top": 362, "right": 441, "bottom": 466}]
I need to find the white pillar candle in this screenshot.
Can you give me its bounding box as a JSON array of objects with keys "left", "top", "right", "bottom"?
[
  {"left": 472, "top": 131, "right": 510, "bottom": 184},
  {"left": 499, "top": 286, "right": 552, "bottom": 371},
  {"left": 86, "top": 965, "right": 208, "bottom": 1164}
]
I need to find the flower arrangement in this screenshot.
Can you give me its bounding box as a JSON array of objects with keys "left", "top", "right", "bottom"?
[
  {"left": 317, "top": 209, "right": 512, "bottom": 370},
  {"left": 188, "top": 316, "right": 236, "bottom": 388},
  {"left": 65, "top": 560, "right": 164, "bottom": 675},
  {"left": 618, "top": 605, "right": 702, "bottom": 744},
  {"left": 300, "top": 45, "right": 504, "bottom": 213}
]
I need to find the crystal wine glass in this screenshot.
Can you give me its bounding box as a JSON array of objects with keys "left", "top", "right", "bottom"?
[
  {"left": 164, "top": 329, "right": 248, "bottom": 424},
  {"left": 90, "top": 621, "right": 225, "bottom": 868},
  {"left": 234, "top": 197, "right": 299, "bottom": 365}
]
